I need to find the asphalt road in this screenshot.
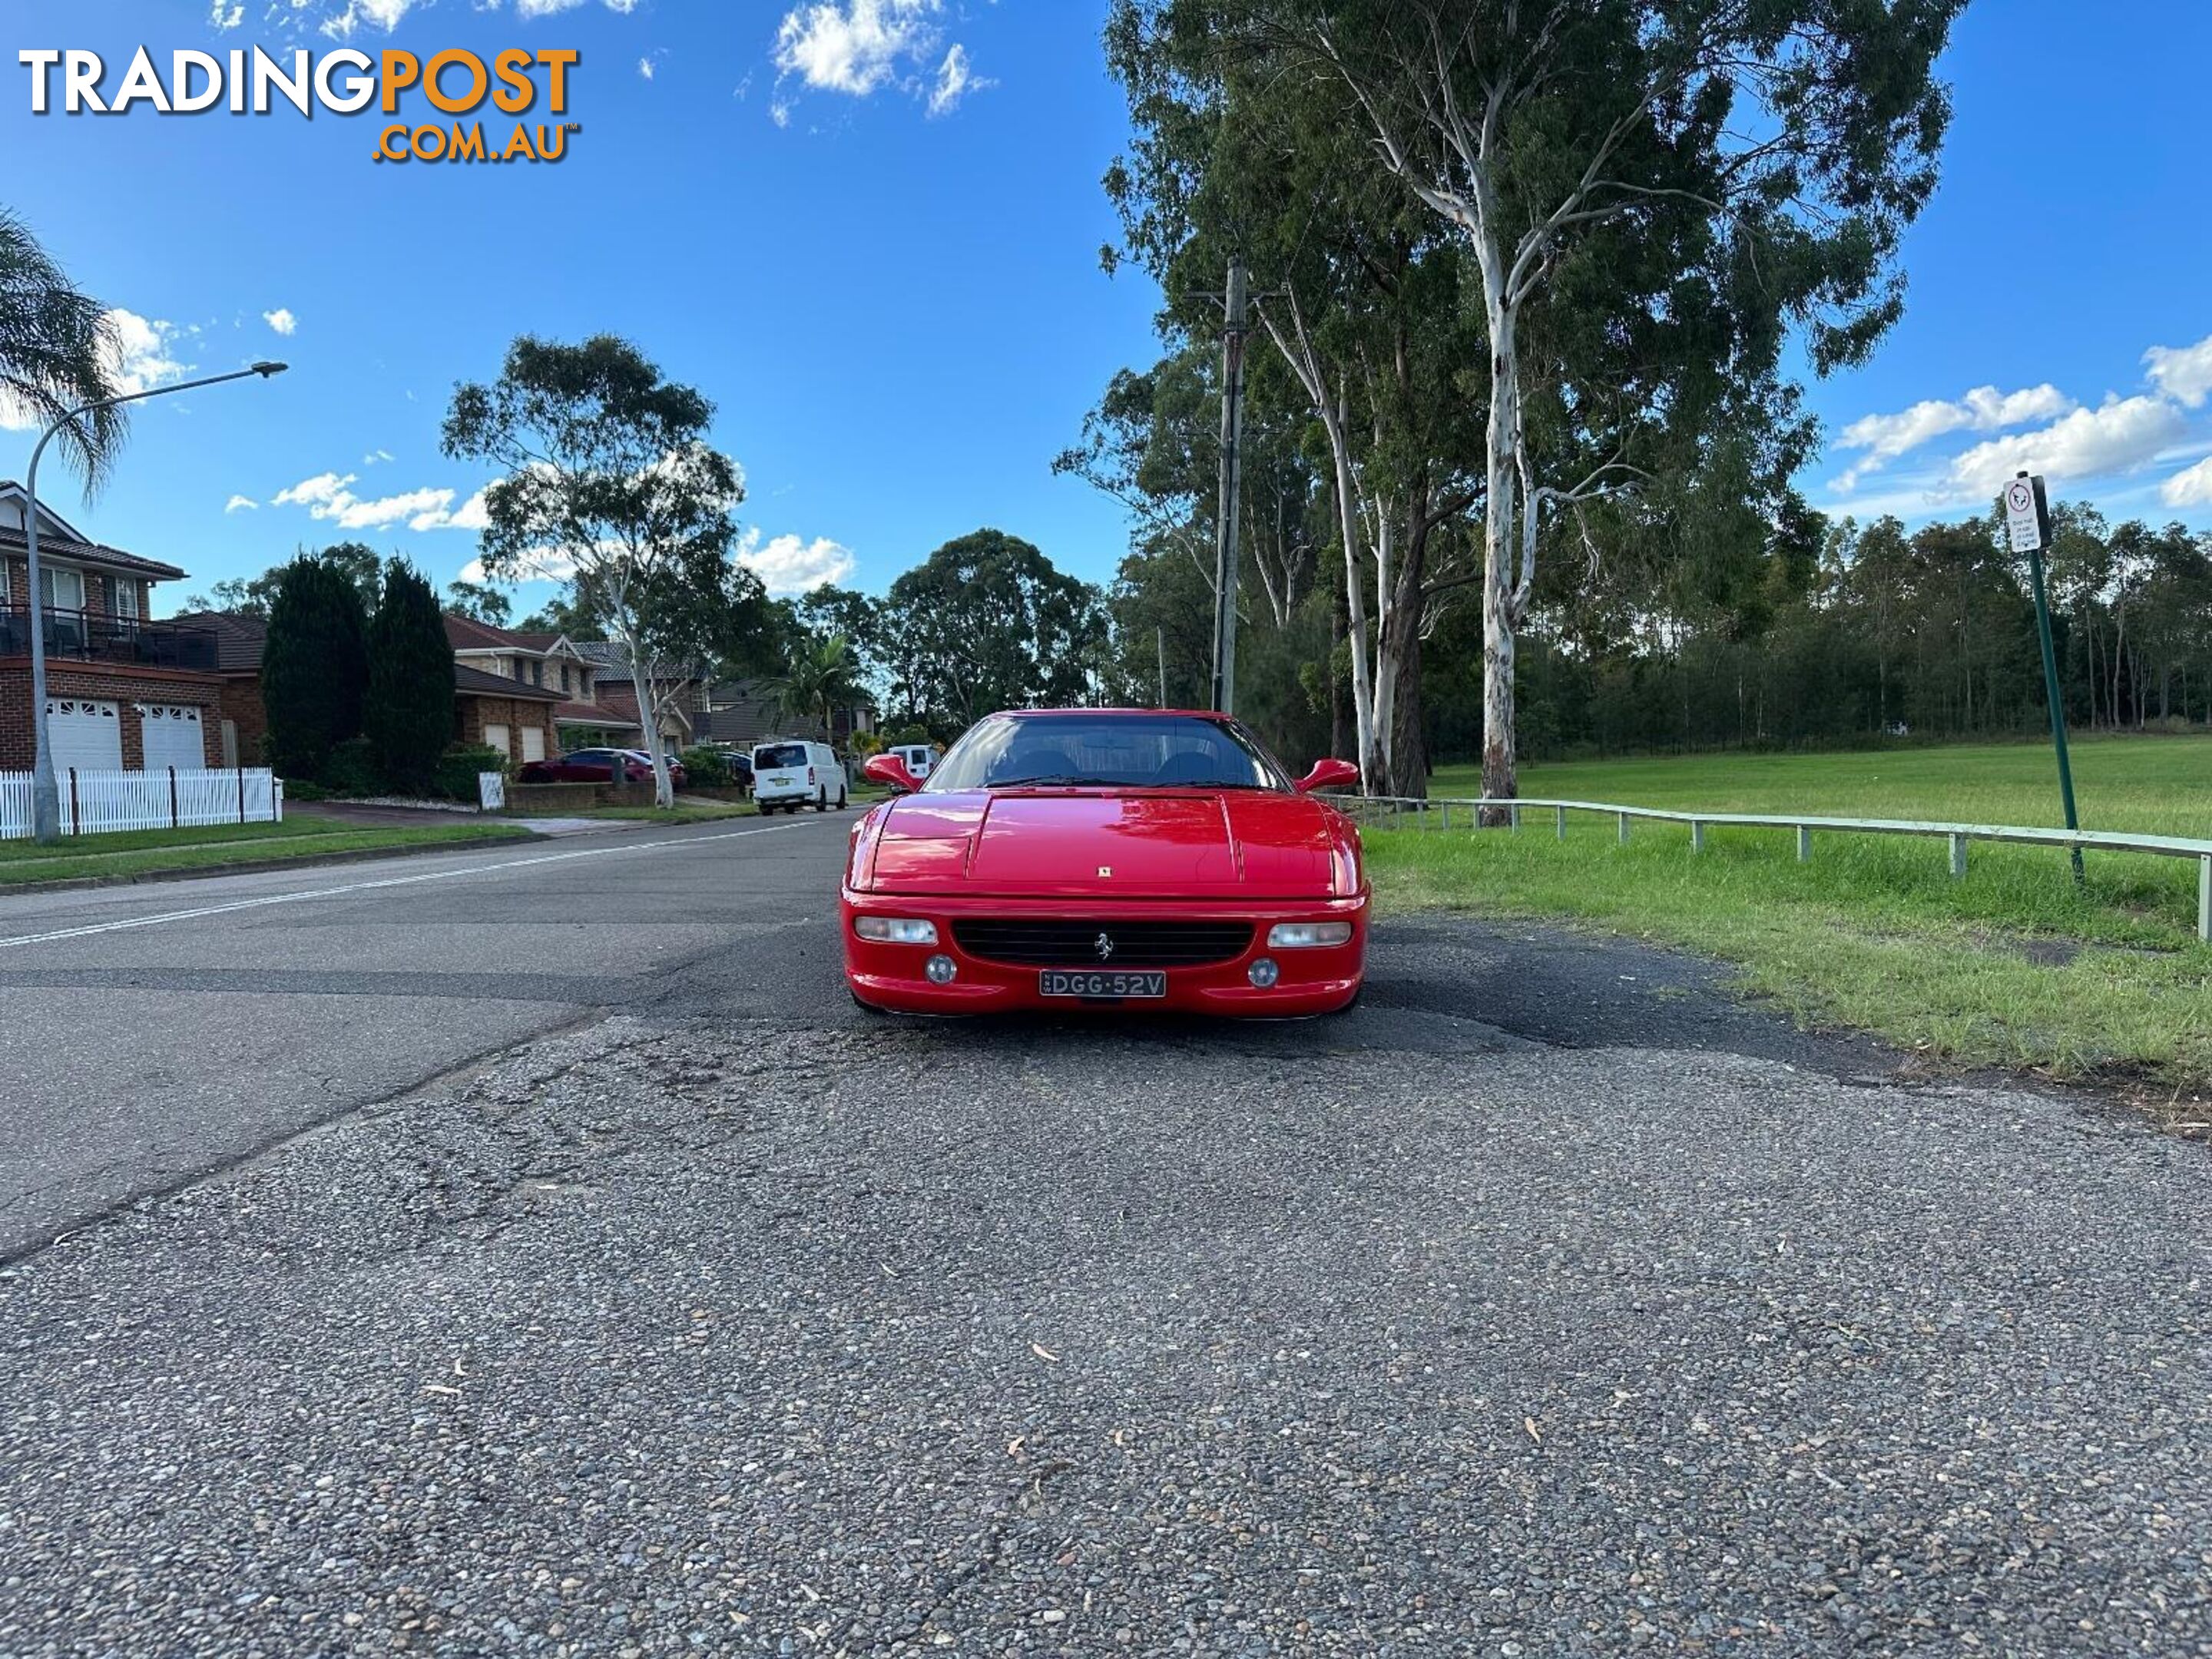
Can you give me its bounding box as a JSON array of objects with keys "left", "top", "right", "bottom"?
[{"left": 0, "top": 814, "right": 2206, "bottom": 1655}]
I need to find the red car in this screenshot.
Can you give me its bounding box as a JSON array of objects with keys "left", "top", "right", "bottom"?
[
  {"left": 519, "top": 748, "right": 687, "bottom": 787},
  {"left": 843, "top": 709, "right": 1366, "bottom": 1017}
]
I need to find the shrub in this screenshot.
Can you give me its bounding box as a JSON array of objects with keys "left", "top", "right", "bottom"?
[
  {"left": 263, "top": 551, "right": 369, "bottom": 781},
  {"left": 434, "top": 743, "right": 508, "bottom": 803},
  {"left": 366, "top": 559, "right": 457, "bottom": 795},
  {"left": 325, "top": 736, "right": 383, "bottom": 798},
  {"left": 678, "top": 745, "right": 733, "bottom": 787}
]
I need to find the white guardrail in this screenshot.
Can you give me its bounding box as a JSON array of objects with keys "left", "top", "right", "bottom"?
[
  {"left": 0, "top": 767, "right": 283, "bottom": 839},
  {"left": 1343, "top": 794, "right": 2212, "bottom": 943}
]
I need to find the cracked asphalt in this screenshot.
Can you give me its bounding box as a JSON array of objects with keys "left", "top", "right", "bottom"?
[{"left": 1, "top": 815, "right": 2207, "bottom": 1655}]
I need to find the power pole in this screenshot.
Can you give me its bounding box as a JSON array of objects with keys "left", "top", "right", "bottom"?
[{"left": 1208, "top": 254, "right": 1250, "bottom": 716}]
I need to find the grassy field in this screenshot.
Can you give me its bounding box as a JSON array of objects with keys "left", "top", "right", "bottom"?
[
  {"left": 0, "top": 816, "right": 533, "bottom": 887},
  {"left": 1371, "top": 735, "right": 2212, "bottom": 1101}
]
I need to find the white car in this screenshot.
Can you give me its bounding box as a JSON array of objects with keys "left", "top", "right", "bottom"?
[
  {"left": 887, "top": 742, "right": 939, "bottom": 781},
  {"left": 752, "top": 740, "right": 846, "bottom": 814}
]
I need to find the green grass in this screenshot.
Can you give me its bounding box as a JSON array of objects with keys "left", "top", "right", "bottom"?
[
  {"left": 1426, "top": 733, "right": 2211, "bottom": 835},
  {"left": 1371, "top": 735, "right": 2212, "bottom": 1099},
  {"left": 0, "top": 816, "right": 533, "bottom": 886}
]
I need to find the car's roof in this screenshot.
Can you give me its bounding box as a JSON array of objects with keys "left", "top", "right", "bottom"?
[{"left": 988, "top": 708, "right": 1227, "bottom": 720}]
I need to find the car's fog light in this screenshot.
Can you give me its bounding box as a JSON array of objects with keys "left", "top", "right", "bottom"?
[
  {"left": 1248, "top": 957, "right": 1280, "bottom": 988},
  {"left": 925, "top": 954, "right": 958, "bottom": 985},
  {"left": 1267, "top": 922, "right": 1354, "bottom": 949},
  {"left": 855, "top": 916, "right": 939, "bottom": 945}
]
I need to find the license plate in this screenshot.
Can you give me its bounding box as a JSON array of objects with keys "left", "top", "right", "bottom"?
[{"left": 1039, "top": 970, "right": 1167, "bottom": 1000}]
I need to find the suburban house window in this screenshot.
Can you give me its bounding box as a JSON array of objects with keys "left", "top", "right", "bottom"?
[
  {"left": 112, "top": 578, "right": 141, "bottom": 621},
  {"left": 41, "top": 566, "right": 84, "bottom": 611},
  {"left": 558, "top": 663, "right": 571, "bottom": 693}
]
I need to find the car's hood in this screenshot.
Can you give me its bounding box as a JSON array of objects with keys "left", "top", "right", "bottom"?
[{"left": 858, "top": 790, "right": 1355, "bottom": 899}]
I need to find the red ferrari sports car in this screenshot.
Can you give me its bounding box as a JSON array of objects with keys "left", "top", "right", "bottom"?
[{"left": 843, "top": 709, "right": 1366, "bottom": 1016}]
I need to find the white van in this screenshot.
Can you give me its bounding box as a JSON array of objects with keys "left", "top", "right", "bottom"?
[
  {"left": 752, "top": 739, "right": 846, "bottom": 813},
  {"left": 889, "top": 742, "right": 939, "bottom": 781}
]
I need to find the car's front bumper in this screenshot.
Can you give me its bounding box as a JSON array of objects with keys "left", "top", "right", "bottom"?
[{"left": 841, "top": 889, "right": 1368, "bottom": 1016}]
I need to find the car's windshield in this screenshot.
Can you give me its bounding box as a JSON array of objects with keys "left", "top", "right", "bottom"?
[
  {"left": 753, "top": 743, "right": 808, "bottom": 770},
  {"left": 926, "top": 714, "right": 1288, "bottom": 793}
]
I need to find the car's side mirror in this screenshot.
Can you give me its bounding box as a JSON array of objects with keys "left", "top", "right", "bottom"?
[
  {"left": 864, "top": 753, "right": 920, "bottom": 794},
  {"left": 1295, "top": 758, "right": 1361, "bottom": 794}
]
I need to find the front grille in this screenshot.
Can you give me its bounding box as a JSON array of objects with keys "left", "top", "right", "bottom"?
[{"left": 952, "top": 919, "right": 1254, "bottom": 969}]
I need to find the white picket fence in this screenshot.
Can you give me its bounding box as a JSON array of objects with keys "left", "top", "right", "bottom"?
[{"left": 0, "top": 767, "right": 283, "bottom": 839}]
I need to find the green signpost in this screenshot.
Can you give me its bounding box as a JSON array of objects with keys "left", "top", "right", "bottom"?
[{"left": 2006, "top": 471, "right": 2085, "bottom": 886}]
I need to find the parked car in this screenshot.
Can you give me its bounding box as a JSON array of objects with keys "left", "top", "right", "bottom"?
[
  {"left": 752, "top": 739, "right": 846, "bottom": 813},
  {"left": 518, "top": 747, "right": 687, "bottom": 787},
  {"left": 886, "top": 742, "right": 939, "bottom": 785},
  {"left": 843, "top": 709, "right": 1366, "bottom": 1017}
]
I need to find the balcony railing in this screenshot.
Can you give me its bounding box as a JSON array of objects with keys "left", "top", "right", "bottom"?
[{"left": 0, "top": 605, "right": 221, "bottom": 673}]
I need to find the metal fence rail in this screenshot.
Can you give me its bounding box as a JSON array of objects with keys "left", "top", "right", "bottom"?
[{"left": 1345, "top": 794, "right": 2212, "bottom": 942}]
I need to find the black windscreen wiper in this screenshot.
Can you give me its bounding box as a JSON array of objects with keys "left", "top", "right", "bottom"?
[{"left": 990, "top": 774, "right": 1127, "bottom": 788}]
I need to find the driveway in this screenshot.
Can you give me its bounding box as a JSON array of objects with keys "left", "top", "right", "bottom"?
[{"left": 0, "top": 816, "right": 2204, "bottom": 1655}]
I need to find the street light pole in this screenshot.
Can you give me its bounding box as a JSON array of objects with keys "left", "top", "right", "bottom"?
[{"left": 22, "top": 362, "right": 287, "bottom": 843}]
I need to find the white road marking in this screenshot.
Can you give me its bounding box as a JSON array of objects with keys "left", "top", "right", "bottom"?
[{"left": 0, "top": 820, "right": 834, "bottom": 952}]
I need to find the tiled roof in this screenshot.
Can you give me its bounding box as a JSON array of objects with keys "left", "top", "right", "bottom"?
[
  {"left": 166, "top": 610, "right": 268, "bottom": 672},
  {"left": 555, "top": 697, "right": 634, "bottom": 727},
  {"left": 455, "top": 661, "right": 564, "bottom": 702},
  {"left": 444, "top": 613, "right": 528, "bottom": 652},
  {"left": 0, "top": 526, "right": 187, "bottom": 582}
]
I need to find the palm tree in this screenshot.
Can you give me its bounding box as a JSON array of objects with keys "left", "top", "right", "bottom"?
[
  {"left": 761, "top": 634, "right": 866, "bottom": 740},
  {"left": 0, "top": 209, "right": 126, "bottom": 487}
]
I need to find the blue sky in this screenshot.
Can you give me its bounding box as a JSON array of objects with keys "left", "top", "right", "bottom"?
[{"left": 2, "top": 0, "right": 2207, "bottom": 621}]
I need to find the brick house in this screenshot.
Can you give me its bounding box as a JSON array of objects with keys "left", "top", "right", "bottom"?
[
  {"left": 571, "top": 641, "right": 706, "bottom": 757},
  {"left": 171, "top": 610, "right": 571, "bottom": 770},
  {"left": 696, "top": 679, "right": 876, "bottom": 752},
  {"left": 442, "top": 616, "right": 624, "bottom": 763},
  {"left": 0, "top": 482, "right": 225, "bottom": 773}
]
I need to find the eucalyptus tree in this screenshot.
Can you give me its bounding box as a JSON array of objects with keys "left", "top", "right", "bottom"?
[
  {"left": 1103, "top": 4, "right": 1487, "bottom": 794},
  {"left": 886, "top": 530, "right": 1110, "bottom": 730},
  {"left": 442, "top": 335, "right": 745, "bottom": 808},
  {"left": 1164, "top": 0, "right": 1965, "bottom": 804}
]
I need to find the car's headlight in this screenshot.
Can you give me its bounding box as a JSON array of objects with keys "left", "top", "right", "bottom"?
[
  {"left": 853, "top": 916, "right": 939, "bottom": 945},
  {"left": 1267, "top": 921, "right": 1354, "bottom": 949}
]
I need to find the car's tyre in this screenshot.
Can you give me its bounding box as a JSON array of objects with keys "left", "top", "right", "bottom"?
[
  {"left": 814, "top": 789, "right": 829, "bottom": 813},
  {"left": 836, "top": 788, "right": 849, "bottom": 810}
]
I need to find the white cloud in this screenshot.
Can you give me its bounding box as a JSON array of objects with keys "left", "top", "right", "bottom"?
[
  {"left": 460, "top": 548, "right": 578, "bottom": 586},
  {"left": 263, "top": 308, "right": 296, "bottom": 337},
  {"left": 271, "top": 470, "right": 485, "bottom": 533},
  {"left": 639, "top": 55, "right": 657, "bottom": 80},
  {"left": 101, "top": 309, "right": 190, "bottom": 397},
  {"left": 776, "top": 0, "right": 938, "bottom": 95},
  {"left": 362, "top": 448, "right": 396, "bottom": 466},
  {"left": 1941, "top": 396, "right": 2189, "bottom": 501},
  {"left": 928, "top": 43, "right": 990, "bottom": 116},
  {"left": 310, "top": 0, "right": 637, "bottom": 35},
  {"left": 2161, "top": 455, "right": 2212, "bottom": 508},
  {"left": 224, "top": 495, "right": 258, "bottom": 513},
  {"left": 2145, "top": 334, "right": 2212, "bottom": 409},
  {"left": 208, "top": 1, "right": 243, "bottom": 28},
  {"left": 773, "top": 0, "right": 984, "bottom": 117},
  {"left": 738, "top": 529, "right": 856, "bottom": 594},
  {"left": 1830, "top": 383, "right": 2073, "bottom": 492}
]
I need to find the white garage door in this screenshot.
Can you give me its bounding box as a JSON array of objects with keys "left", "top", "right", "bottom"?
[
  {"left": 521, "top": 725, "right": 547, "bottom": 763},
  {"left": 138, "top": 704, "right": 205, "bottom": 773},
  {"left": 484, "top": 724, "right": 511, "bottom": 757},
  {"left": 46, "top": 700, "right": 122, "bottom": 773}
]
